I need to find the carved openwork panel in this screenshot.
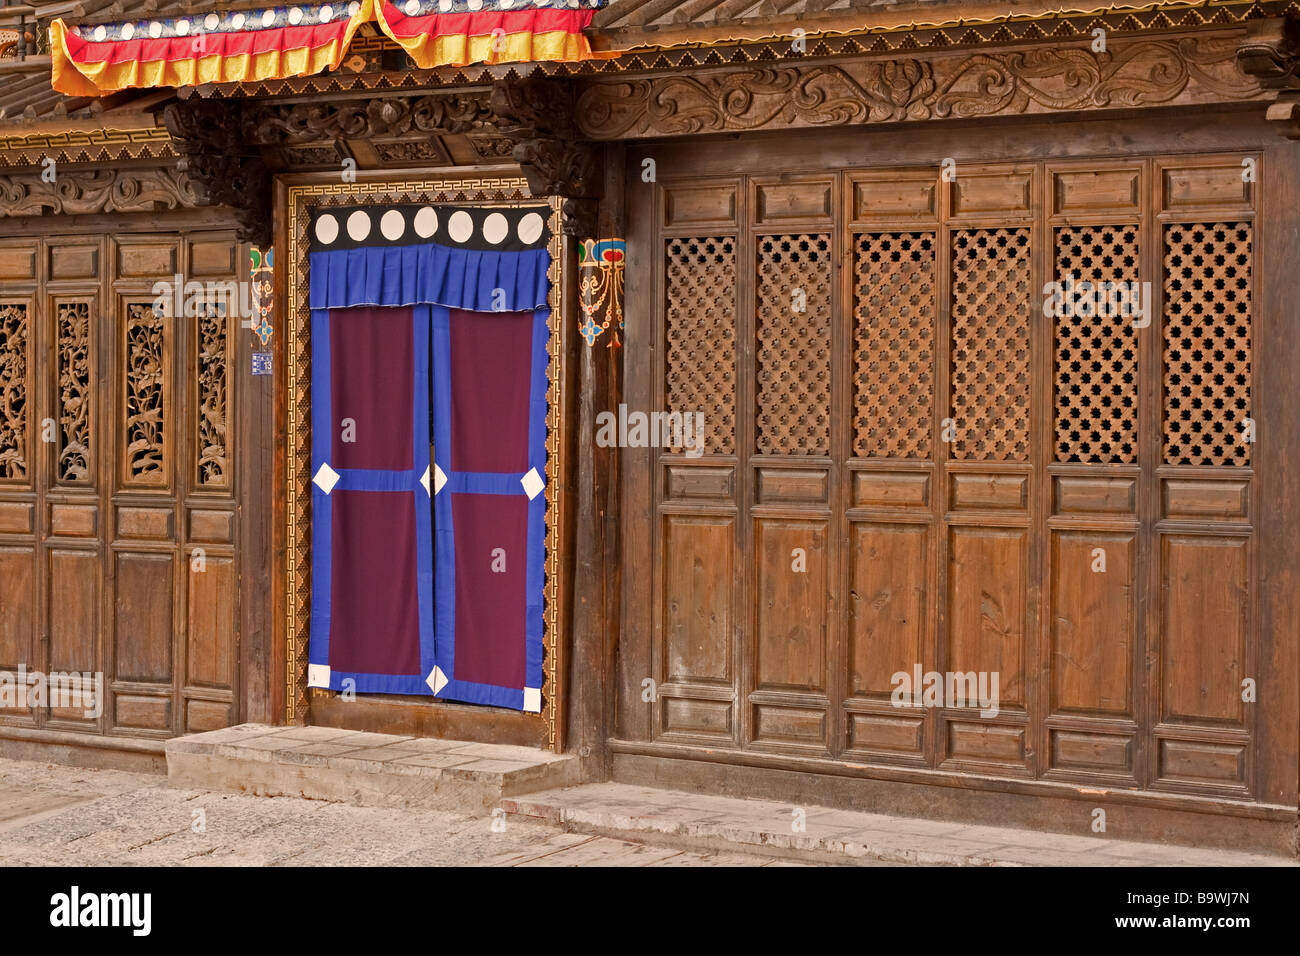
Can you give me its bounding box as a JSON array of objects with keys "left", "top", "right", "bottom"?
[
  {"left": 950, "top": 228, "right": 1032, "bottom": 461},
  {"left": 196, "top": 303, "right": 230, "bottom": 488},
  {"left": 853, "top": 232, "right": 936, "bottom": 459},
  {"left": 0, "top": 303, "right": 27, "bottom": 482},
  {"left": 1054, "top": 225, "right": 1140, "bottom": 463},
  {"left": 124, "top": 302, "right": 167, "bottom": 486},
  {"left": 756, "top": 235, "right": 831, "bottom": 457},
  {"left": 665, "top": 236, "right": 736, "bottom": 456},
  {"left": 56, "top": 301, "right": 93, "bottom": 484},
  {"left": 1163, "top": 222, "right": 1253, "bottom": 466}
]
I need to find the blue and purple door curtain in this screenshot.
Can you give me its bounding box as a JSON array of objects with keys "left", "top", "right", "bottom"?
[{"left": 307, "top": 202, "right": 551, "bottom": 712}]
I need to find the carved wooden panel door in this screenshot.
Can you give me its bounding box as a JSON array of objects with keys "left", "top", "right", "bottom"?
[
  {"left": 0, "top": 232, "right": 242, "bottom": 740},
  {"left": 631, "top": 153, "right": 1273, "bottom": 801}
]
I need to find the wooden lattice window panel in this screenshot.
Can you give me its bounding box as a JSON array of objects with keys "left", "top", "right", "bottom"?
[
  {"left": 853, "top": 232, "right": 936, "bottom": 459},
  {"left": 1054, "top": 225, "right": 1140, "bottom": 463},
  {"left": 0, "top": 303, "right": 28, "bottom": 481},
  {"left": 1163, "top": 222, "right": 1252, "bottom": 466},
  {"left": 756, "top": 234, "right": 831, "bottom": 456},
  {"left": 950, "top": 228, "right": 1032, "bottom": 461},
  {"left": 124, "top": 301, "right": 167, "bottom": 485},
  {"left": 665, "top": 237, "right": 736, "bottom": 455},
  {"left": 56, "top": 301, "right": 92, "bottom": 483}
]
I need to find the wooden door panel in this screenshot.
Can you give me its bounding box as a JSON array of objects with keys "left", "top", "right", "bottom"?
[
  {"left": 847, "top": 522, "right": 928, "bottom": 701},
  {"left": 754, "top": 518, "right": 826, "bottom": 693},
  {"left": 946, "top": 526, "right": 1027, "bottom": 710},
  {"left": 47, "top": 549, "right": 98, "bottom": 722},
  {"left": 113, "top": 551, "right": 175, "bottom": 684},
  {"left": 187, "top": 554, "right": 235, "bottom": 688},
  {"left": 661, "top": 515, "right": 734, "bottom": 687},
  {"left": 0, "top": 547, "right": 35, "bottom": 692}
]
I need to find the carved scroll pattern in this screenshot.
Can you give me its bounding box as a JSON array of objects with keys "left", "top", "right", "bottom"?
[
  {"left": 756, "top": 234, "right": 832, "bottom": 456},
  {"left": 951, "top": 228, "right": 1032, "bottom": 461},
  {"left": 1163, "top": 222, "right": 1252, "bottom": 466},
  {"left": 196, "top": 304, "right": 229, "bottom": 487},
  {"left": 853, "top": 232, "right": 936, "bottom": 459},
  {"left": 665, "top": 237, "right": 736, "bottom": 456},
  {"left": 1054, "top": 225, "right": 1140, "bottom": 464},
  {"left": 124, "top": 302, "right": 167, "bottom": 485},
  {"left": 0, "top": 303, "right": 28, "bottom": 481},
  {"left": 56, "top": 301, "right": 92, "bottom": 483}
]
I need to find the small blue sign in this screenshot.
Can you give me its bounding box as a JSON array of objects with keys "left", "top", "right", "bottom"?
[{"left": 251, "top": 352, "right": 273, "bottom": 376}]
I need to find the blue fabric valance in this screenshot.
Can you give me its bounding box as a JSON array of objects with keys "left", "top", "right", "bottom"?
[{"left": 309, "top": 243, "right": 551, "bottom": 313}]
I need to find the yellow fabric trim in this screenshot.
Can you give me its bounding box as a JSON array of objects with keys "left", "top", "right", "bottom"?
[
  {"left": 50, "top": 1, "right": 373, "bottom": 96},
  {"left": 372, "top": 1, "right": 597, "bottom": 67}
]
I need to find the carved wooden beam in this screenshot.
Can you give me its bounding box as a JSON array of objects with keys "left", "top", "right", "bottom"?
[
  {"left": 241, "top": 92, "right": 495, "bottom": 146},
  {"left": 0, "top": 165, "right": 200, "bottom": 218},
  {"left": 1237, "top": 17, "right": 1300, "bottom": 91},
  {"left": 575, "top": 31, "right": 1266, "bottom": 140},
  {"left": 163, "top": 99, "right": 272, "bottom": 248}
]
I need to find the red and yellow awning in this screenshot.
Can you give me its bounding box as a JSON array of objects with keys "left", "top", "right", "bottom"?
[{"left": 51, "top": 0, "right": 605, "bottom": 96}]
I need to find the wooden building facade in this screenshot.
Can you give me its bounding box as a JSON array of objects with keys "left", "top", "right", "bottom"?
[{"left": 1, "top": 0, "right": 1298, "bottom": 854}]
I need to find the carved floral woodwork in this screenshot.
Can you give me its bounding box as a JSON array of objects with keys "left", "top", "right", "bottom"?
[
  {"left": 0, "top": 304, "right": 28, "bottom": 481},
  {"left": 124, "top": 302, "right": 167, "bottom": 485},
  {"left": 56, "top": 301, "right": 92, "bottom": 483},
  {"left": 196, "top": 304, "right": 229, "bottom": 488},
  {"left": 243, "top": 93, "right": 494, "bottom": 145},
  {"left": 575, "top": 35, "right": 1266, "bottom": 140},
  {"left": 0, "top": 166, "right": 200, "bottom": 217}
]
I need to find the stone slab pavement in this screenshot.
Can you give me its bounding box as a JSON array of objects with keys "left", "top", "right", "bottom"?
[{"left": 0, "top": 758, "right": 801, "bottom": 867}]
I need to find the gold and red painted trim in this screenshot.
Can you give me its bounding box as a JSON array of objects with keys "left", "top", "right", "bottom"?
[{"left": 51, "top": 0, "right": 606, "bottom": 96}]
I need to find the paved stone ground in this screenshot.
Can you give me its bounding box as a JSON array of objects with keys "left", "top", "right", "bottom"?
[{"left": 0, "top": 758, "right": 800, "bottom": 867}]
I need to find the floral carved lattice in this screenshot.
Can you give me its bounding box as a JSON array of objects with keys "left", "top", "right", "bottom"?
[
  {"left": 125, "top": 302, "right": 166, "bottom": 484},
  {"left": 0, "top": 303, "right": 27, "bottom": 481},
  {"left": 665, "top": 236, "right": 736, "bottom": 455},
  {"left": 1054, "top": 225, "right": 1140, "bottom": 463},
  {"left": 951, "top": 228, "right": 1032, "bottom": 461},
  {"left": 197, "top": 304, "right": 229, "bottom": 487},
  {"left": 1163, "top": 222, "right": 1252, "bottom": 467},
  {"left": 853, "top": 232, "right": 936, "bottom": 459},
  {"left": 756, "top": 235, "right": 832, "bottom": 456},
  {"left": 56, "top": 301, "right": 92, "bottom": 483}
]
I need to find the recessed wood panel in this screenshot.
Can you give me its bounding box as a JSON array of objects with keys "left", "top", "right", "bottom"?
[
  {"left": 1162, "top": 479, "right": 1249, "bottom": 521},
  {"left": 189, "top": 509, "right": 234, "bottom": 544},
  {"left": 117, "top": 506, "right": 173, "bottom": 540},
  {"left": 114, "top": 552, "right": 175, "bottom": 683},
  {"left": 663, "top": 183, "right": 737, "bottom": 227},
  {"left": 755, "top": 180, "right": 832, "bottom": 223},
  {"left": 1162, "top": 164, "right": 1251, "bottom": 211},
  {"left": 665, "top": 465, "right": 734, "bottom": 501},
  {"left": 950, "top": 170, "right": 1033, "bottom": 217},
  {"left": 846, "top": 711, "right": 924, "bottom": 754},
  {"left": 946, "top": 721, "right": 1026, "bottom": 764},
  {"left": 756, "top": 468, "right": 828, "bottom": 505},
  {"left": 752, "top": 703, "right": 826, "bottom": 746},
  {"left": 1161, "top": 535, "right": 1247, "bottom": 725},
  {"left": 848, "top": 523, "right": 927, "bottom": 699},
  {"left": 49, "top": 244, "right": 100, "bottom": 280},
  {"left": 50, "top": 504, "right": 97, "bottom": 537},
  {"left": 0, "top": 548, "right": 34, "bottom": 671},
  {"left": 1050, "top": 729, "right": 1134, "bottom": 774},
  {"left": 947, "top": 527, "right": 1026, "bottom": 708},
  {"left": 662, "top": 515, "right": 733, "bottom": 684},
  {"left": 115, "top": 241, "right": 177, "bottom": 277},
  {"left": 47, "top": 549, "right": 98, "bottom": 721},
  {"left": 662, "top": 696, "right": 731, "bottom": 736},
  {"left": 114, "top": 693, "right": 171, "bottom": 731},
  {"left": 187, "top": 556, "right": 234, "bottom": 688},
  {"left": 185, "top": 698, "right": 231, "bottom": 733},
  {"left": 852, "top": 177, "right": 936, "bottom": 220},
  {"left": 950, "top": 473, "right": 1028, "bottom": 511},
  {"left": 1052, "top": 168, "right": 1140, "bottom": 214},
  {"left": 1050, "top": 530, "right": 1135, "bottom": 717},
  {"left": 755, "top": 519, "right": 826, "bottom": 692},
  {"left": 0, "top": 247, "right": 35, "bottom": 279},
  {"left": 852, "top": 470, "right": 930, "bottom": 509},
  {"left": 1158, "top": 738, "right": 1247, "bottom": 786},
  {"left": 187, "top": 239, "right": 237, "bottom": 276},
  {"left": 1053, "top": 475, "right": 1136, "bottom": 515},
  {"left": 0, "top": 501, "right": 32, "bottom": 533}
]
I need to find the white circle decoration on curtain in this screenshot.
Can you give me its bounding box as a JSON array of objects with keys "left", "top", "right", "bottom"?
[
  {"left": 232, "top": 12, "right": 246, "bottom": 29},
  {"left": 448, "top": 211, "right": 474, "bottom": 243},
  {"left": 517, "top": 212, "right": 545, "bottom": 245},
  {"left": 315, "top": 214, "right": 340, "bottom": 245},
  {"left": 93, "top": 26, "right": 107, "bottom": 41},
  {"left": 380, "top": 209, "right": 407, "bottom": 241},
  {"left": 289, "top": 7, "right": 304, "bottom": 25},
  {"left": 121, "top": 23, "right": 135, "bottom": 40},
  {"left": 413, "top": 206, "right": 438, "bottom": 238},
  {"left": 149, "top": 21, "right": 163, "bottom": 37},
  {"left": 262, "top": 10, "right": 276, "bottom": 26},
  {"left": 404, "top": 0, "right": 420, "bottom": 14},
  {"left": 346, "top": 210, "right": 372, "bottom": 241},
  {"left": 319, "top": 6, "right": 333, "bottom": 22},
  {"left": 482, "top": 213, "right": 509, "bottom": 245},
  {"left": 204, "top": 13, "right": 220, "bottom": 29}
]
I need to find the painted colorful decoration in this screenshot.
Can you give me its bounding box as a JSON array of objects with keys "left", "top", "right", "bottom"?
[
  {"left": 249, "top": 246, "right": 275, "bottom": 348},
  {"left": 307, "top": 202, "right": 551, "bottom": 712},
  {"left": 578, "top": 237, "right": 624, "bottom": 348},
  {"left": 51, "top": 0, "right": 607, "bottom": 96}
]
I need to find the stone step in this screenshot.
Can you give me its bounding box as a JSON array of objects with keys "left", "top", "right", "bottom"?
[
  {"left": 165, "top": 723, "right": 580, "bottom": 815},
  {"left": 501, "top": 782, "right": 1298, "bottom": 867}
]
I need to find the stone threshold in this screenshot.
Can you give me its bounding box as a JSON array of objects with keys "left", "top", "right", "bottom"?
[
  {"left": 165, "top": 723, "right": 580, "bottom": 815},
  {"left": 500, "top": 782, "right": 1299, "bottom": 867}
]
